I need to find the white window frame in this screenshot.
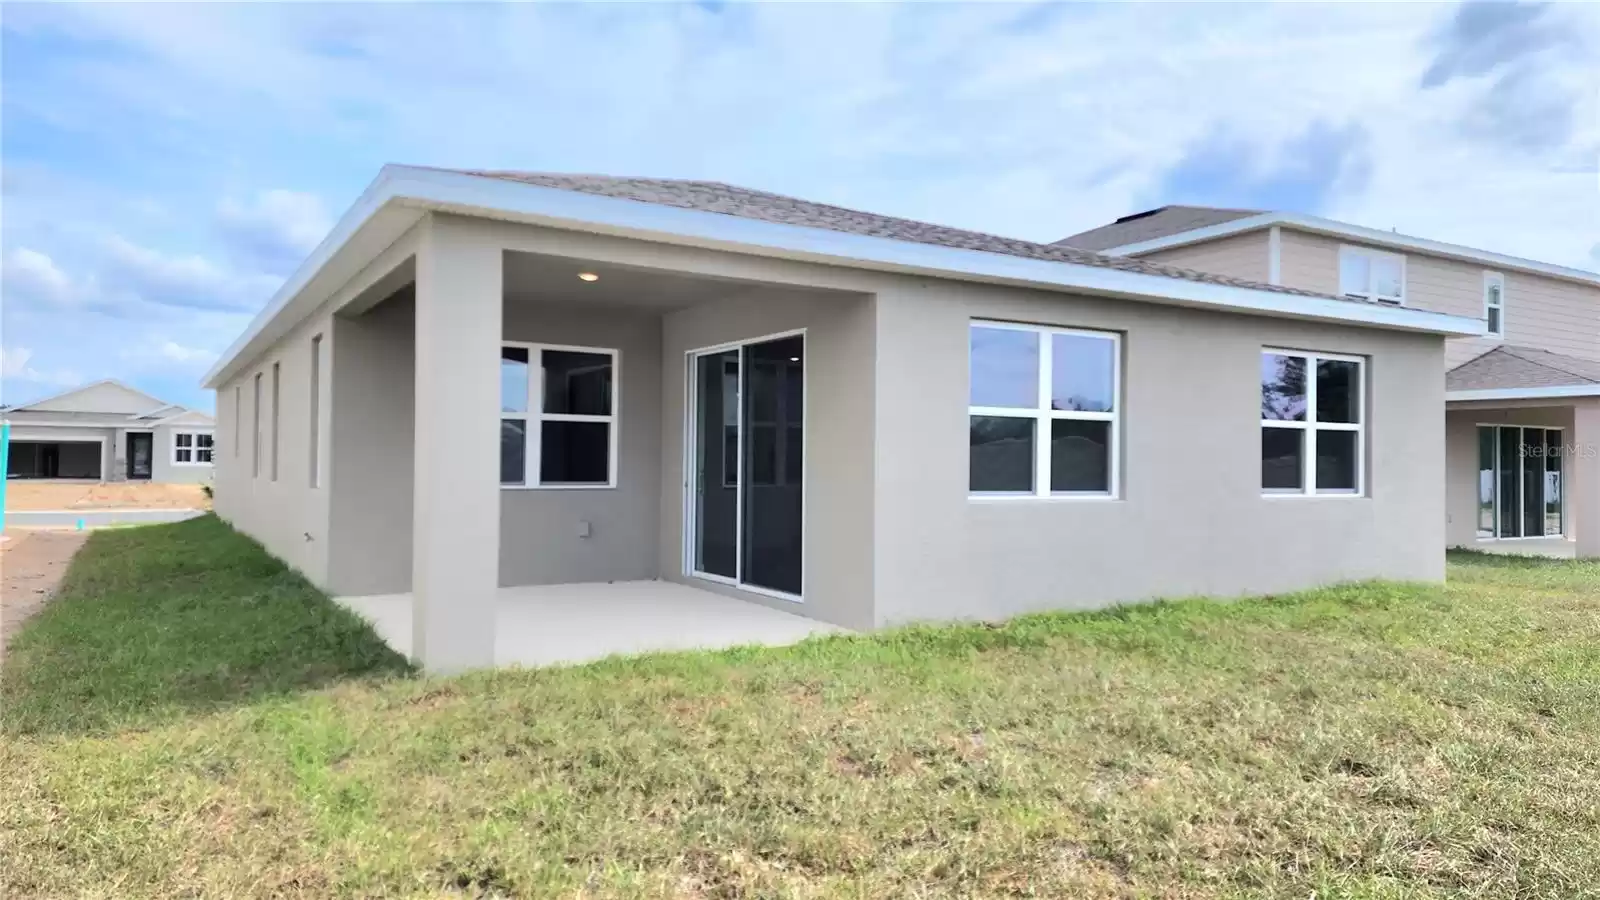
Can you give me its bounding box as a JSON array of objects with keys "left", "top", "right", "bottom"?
[
  {"left": 501, "top": 341, "right": 620, "bottom": 490},
  {"left": 1477, "top": 423, "right": 1564, "bottom": 540},
  {"left": 1261, "top": 348, "right": 1365, "bottom": 497},
  {"left": 968, "top": 320, "right": 1121, "bottom": 501},
  {"left": 172, "top": 429, "right": 215, "bottom": 467},
  {"left": 1338, "top": 245, "right": 1407, "bottom": 305},
  {"left": 1482, "top": 271, "right": 1505, "bottom": 339}
]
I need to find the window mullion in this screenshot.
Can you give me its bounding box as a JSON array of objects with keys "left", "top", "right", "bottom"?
[
  {"left": 1036, "top": 332, "right": 1051, "bottom": 495},
  {"left": 1305, "top": 354, "right": 1318, "bottom": 494},
  {"left": 528, "top": 351, "right": 542, "bottom": 487}
]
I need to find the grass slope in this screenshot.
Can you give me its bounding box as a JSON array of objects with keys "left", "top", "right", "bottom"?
[{"left": 4, "top": 519, "right": 1599, "bottom": 898}]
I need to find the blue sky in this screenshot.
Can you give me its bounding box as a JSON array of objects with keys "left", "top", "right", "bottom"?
[{"left": 3, "top": 2, "right": 1596, "bottom": 412}]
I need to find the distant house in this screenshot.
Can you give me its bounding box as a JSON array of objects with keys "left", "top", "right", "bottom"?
[{"left": 1, "top": 380, "right": 215, "bottom": 483}]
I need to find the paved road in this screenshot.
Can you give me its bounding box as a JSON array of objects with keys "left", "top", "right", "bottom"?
[{"left": 4, "top": 508, "right": 205, "bottom": 529}]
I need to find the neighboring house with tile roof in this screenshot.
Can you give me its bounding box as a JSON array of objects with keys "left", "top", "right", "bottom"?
[
  {"left": 202, "top": 165, "right": 1495, "bottom": 672},
  {"left": 1, "top": 380, "right": 215, "bottom": 483},
  {"left": 1065, "top": 205, "right": 1600, "bottom": 559}
]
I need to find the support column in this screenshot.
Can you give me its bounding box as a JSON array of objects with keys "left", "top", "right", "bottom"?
[
  {"left": 1574, "top": 401, "right": 1600, "bottom": 559},
  {"left": 111, "top": 428, "right": 128, "bottom": 482},
  {"left": 412, "top": 215, "right": 502, "bottom": 671}
]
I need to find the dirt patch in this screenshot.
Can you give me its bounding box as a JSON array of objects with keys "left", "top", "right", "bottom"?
[
  {"left": 5, "top": 482, "right": 210, "bottom": 512},
  {"left": 1, "top": 531, "right": 89, "bottom": 651}
]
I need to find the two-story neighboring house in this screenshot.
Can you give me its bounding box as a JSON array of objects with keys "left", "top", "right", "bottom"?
[{"left": 1061, "top": 207, "right": 1600, "bottom": 559}]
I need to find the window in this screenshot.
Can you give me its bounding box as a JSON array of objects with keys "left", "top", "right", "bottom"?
[
  {"left": 252, "top": 372, "right": 262, "bottom": 478},
  {"left": 232, "top": 386, "right": 241, "bottom": 458},
  {"left": 270, "top": 362, "right": 281, "bottom": 481},
  {"left": 1261, "top": 349, "right": 1364, "bottom": 495},
  {"left": 173, "top": 431, "right": 214, "bottom": 465},
  {"left": 309, "top": 335, "right": 322, "bottom": 488},
  {"left": 1477, "top": 425, "right": 1563, "bottom": 539},
  {"left": 1338, "top": 246, "right": 1405, "bottom": 304},
  {"left": 501, "top": 342, "right": 618, "bottom": 488},
  {"left": 968, "top": 321, "right": 1119, "bottom": 497},
  {"left": 1483, "top": 272, "right": 1505, "bottom": 338}
]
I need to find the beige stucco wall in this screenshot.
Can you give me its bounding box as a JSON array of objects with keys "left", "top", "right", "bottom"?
[
  {"left": 214, "top": 292, "right": 336, "bottom": 586},
  {"left": 871, "top": 281, "right": 1447, "bottom": 626},
  {"left": 1142, "top": 230, "right": 1271, "bottom": 284},
  {"left": 1276, "top": 228, "right": 1600, "bottom": 368},
  {"left": 657, "top": 287, "right": 878, "bottom": 630},
  {"left": 502, "top": 300, "right": 665, "bottom": 587}
]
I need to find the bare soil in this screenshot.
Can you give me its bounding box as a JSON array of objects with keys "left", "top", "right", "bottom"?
[
  {"left": 1, "top": 530, "right": 89, "bottom": 652},
  {"left": 4, "top": 482, "right": 210, "bottom": 512}
]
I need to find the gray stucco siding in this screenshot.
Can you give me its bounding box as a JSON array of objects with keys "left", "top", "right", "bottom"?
[
  {"left": 500, "top": 300, "right": 664, "bottom": 587},
  {"left": 656, "top": 287, "right": 878, "bottom": 630},
  {"left": 871, "top": 281, "right": 1446, "bottom": 626}
]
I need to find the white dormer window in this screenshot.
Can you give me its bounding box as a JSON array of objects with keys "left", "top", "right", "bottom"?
[
  {"left": 1338, "top": 246, "right": 1406, "bottom": 305},
  {"left": 1483, "top": 271, "right": 1505, "bottom": 338}
]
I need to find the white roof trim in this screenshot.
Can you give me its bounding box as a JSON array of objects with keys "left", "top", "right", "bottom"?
[
  {"left": 1102, "top": 212, "right": 1600, "bottom": 288},
  {"left": 1446, "top": 385, "right": 1600, "bottom": 402},
  {"left": 203, "top": 167, "right": 1484, "bottom": 387}
]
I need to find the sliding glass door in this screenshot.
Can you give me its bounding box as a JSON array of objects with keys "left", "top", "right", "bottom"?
[
  {"left": 688, "top": 333, "right": 804, "bottom": 597},
  {"left": 1478, "top": 424, "right": 1564, "bottom": 540}
]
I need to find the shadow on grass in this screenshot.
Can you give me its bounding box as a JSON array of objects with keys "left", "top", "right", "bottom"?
[{"left": 2, "top": 515, "right": 413, "bottom": 737}]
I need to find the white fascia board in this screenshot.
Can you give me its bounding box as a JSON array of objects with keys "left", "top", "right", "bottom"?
[
  {"left": 203, "top": 168, "right": 1485, "bottom": 387},
  {"left": 1447, "top": 385, "right": 1600, "bottom": 402},
  {"left": 1104, "top": 213, "right": 1600, "bottom": 288}
]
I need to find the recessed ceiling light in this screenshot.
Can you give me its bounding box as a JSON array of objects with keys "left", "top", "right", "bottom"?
[
  {"left": 577, "top": 272, "right": 599, "bottom": 282},
  {"left": 789, "top": 357, "right": 800, "bottom": 362}
]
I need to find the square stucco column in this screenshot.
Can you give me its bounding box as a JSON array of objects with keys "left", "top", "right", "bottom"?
[
  {"left": 1573, "top": 401, "right": 1600, "bottom": 559},
  {"left": 412, "top": 217, "right": 502, "bottom": 671}
]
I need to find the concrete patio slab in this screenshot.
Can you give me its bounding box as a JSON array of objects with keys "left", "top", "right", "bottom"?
[{"left": 336, "top": 580, "right": 845, "bottom": 668}]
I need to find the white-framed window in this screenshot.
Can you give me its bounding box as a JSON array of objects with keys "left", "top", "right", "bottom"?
[
  {"left": 1338, "top": 246, "right": 1406, "bottom": 305},
  {"left": 1478, "top": 424, "right": 1563, "bottom": 540},
  {"left": 1261, "top": 349, "right": 1364, "bottom": 496},
  {"left": 968, "top": 320, "right": 1120, "bottom": 498},
  {"left": 173, "top": 430, "right": 215, "bottom": 466},
  {"left": 501, "top": 342, "right": 618, "bottom": 489},
  {"left": 1483, "top": 271, "right": 1505, "bottom": 338}
]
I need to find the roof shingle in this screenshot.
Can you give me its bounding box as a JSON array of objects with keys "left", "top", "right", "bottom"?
[
  {"left": 1053, "top": 205, "right": 1263, "bottom": 252},
  {"left": 452, "top": 170, "right": 1341, "bottom": 302},
  {"left": 1446, "top": 345, "right": 1600, "bottom": 392}
]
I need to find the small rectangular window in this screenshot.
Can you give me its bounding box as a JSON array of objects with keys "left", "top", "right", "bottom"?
[
  {"left": 233, "top": 386, "right": 241, "bottom": 458},
  {"left": 309, "top": 335, "right": 322, "bottom": 488},
  {"left": 252, "top": 373, "right": 262, "bottom": 478},
  {"left": 501, "top": 343, "right": 618, "bottom": 488},
  {"left": 1338, "top": 246, "right": 1406, "bottom": 304},
  {"left": 1261, "top": 349, "right": 1365, "bottom": 496},
  {"left": 172, "top": 431, "right": 214, "bottom": 466},
  {"left": 1483, "top": 272, "right": 1505, "bottom": 338},
  {"left": 968, "top": 321, "right": 1120, "bottom": 498},
  {"left": 270, "top": 362, "right": 281, "bottom": 482}
]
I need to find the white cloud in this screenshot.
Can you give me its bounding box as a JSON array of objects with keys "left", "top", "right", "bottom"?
[
  {"left": 4, "top": 247, "right": 77, "bottom": 305},
  {"left": 100, "top": 234, "right": 280, "bottom": 313},
  {"left": 216, "top": 189, "right": 332, "bottom": 273},
  {"left": 0, "top": 345, "right": 83, "bottom": 390}
]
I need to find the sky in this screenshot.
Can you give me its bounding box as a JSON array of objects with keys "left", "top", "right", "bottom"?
[{"left": 2, "top": 1, "right": 1596, "bottom": 412}]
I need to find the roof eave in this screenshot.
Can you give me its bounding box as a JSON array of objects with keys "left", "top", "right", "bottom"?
[
  {"left": 1101, "top": 213, "right": 1600, "bottom": 288},
  {"left": 202, "top": 167, "right": 1484, "bottom": 388},
  {"left": 1446, "top": 385, "right": 1600, "bottom": 402}
]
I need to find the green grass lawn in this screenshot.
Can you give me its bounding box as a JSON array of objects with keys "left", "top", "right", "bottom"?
[{"left": 4, "top": 518, "right": 1599, "bottom": 899}]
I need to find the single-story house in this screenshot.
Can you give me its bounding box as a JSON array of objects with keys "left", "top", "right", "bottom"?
[
  {"left": 2, "top": 380, "right": 215, "bottom": 483},
  {"left": 202, "top": 165, "right": 1482, "bottom": 672}
]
